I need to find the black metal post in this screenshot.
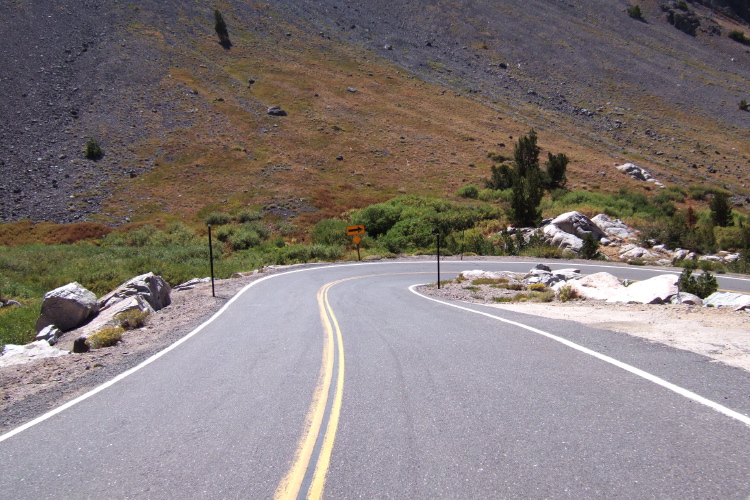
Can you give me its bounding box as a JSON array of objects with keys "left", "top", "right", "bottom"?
[
  {"left": 208, "top": 224, "right": 216, "bottom": 297},
  {"left": 436, "top": 232, "right": 441, "bottom": 289},
  {"left": 460, "top": 229, "right": 464, "bottom": 260}
]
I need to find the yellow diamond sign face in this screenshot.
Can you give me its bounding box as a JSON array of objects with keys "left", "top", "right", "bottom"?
[{"left": 346, "top": 225, "right": 365, "bottom": 236}]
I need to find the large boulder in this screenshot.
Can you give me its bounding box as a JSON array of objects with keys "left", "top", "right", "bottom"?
[
  {"left": 543, "top": 224, "right": 584, "bottom": 252},
  {"left": 553, "top": 272, "right": 624, "bottom": 300},
  {"left": 607, "top": 274, "right": 678, "bottom": 304},
  {"left": 0, "top": 340, "right": 69, "bottom": 367},
  {"left": 550, "top": 211, "right": 606, "bottom": 240},
  {"left": 703, "top": 292, "right": 750, "bottom": 310},
  {"left": 525, "top": 265, "right": 582, "bottom": 286},
  {"left": 78, "top": 295, "right": 154, "bottom": 338},
  {"left": 99, "top": 272, "right": 171, "bottom": 312},
  {"left": 618, "top": 244, "right": 660, "bottom": 262},
  {"left": 542, "top": 211, "right": 605, "bottom": 252},
  {"left": 616, "top": 163, "right": 665, "bottom": 188},
  {"left": 591, "top": 214, "right": 636, "bottom": 240},
  {"left": 35, "top": 282, "right": 99, "bottom": 333}
]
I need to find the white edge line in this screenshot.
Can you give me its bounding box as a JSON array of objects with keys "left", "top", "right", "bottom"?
[
  {"left": 408, "top": 284, "right": 750, "bottom": 428},
  {"left": 2, "top": 259, "right": 746, "bottom": 443}
]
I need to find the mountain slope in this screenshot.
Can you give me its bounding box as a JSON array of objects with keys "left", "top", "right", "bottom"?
[{"left": 1, "top": 0, "right": 749, "bottom": 226}]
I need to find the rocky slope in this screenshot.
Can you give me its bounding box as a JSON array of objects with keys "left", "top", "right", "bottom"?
[{"left": 1, "top": 0, "right": 749, "bottom": 225}]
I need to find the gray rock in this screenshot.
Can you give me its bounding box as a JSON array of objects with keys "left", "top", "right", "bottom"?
[
  {"left": 670, "top": 293, "right": 703, "bottom": 306},
  {"left": 550, "top": 211, "right": 606, "bottom": 240},
  {"left": 591, "top": 214, "right": 636, "bottom": 239},
  {"left": 72, "top": 337, "right": 90, "bottom": 354},
  {"left": 619, "top": 245, "right": 660, "bottom": 261},
  {"left": 616, "top": 163, "right": 665, "bottom": 188},
  {"left": 703, "top": 292, "right": 750, "bottom": 310},
  {"left": 36, "top": 282, "right": 99, "bottom": 333},
  {"left": 99, "top": 272, "right": 171, "bottom": 312},
  {"left": 543, "top": 224, "right": 584, "bottom": 252},
  {"left": 607, "top": 274, "right": 678, "bottom": 304},
  {"left": 531, "top": 263, "right": 552, "bottom": 272},
  {"left": 0, "top": 340, "right": 69, "bottom": 367},
  {"left": 35, "top": 325, "right": 62, "bottom": 345},
  {"left": 267, "top": 106, "right": 287, "bottom": 116},
  {"left": 2, "top": 299, "right": 23, "bottom": 308},
  {"left": 553, "top": 272, "right": 624, "bottom": 301},
  {"left": 174, "top": 277, "right": 211, "bottom": 291}
]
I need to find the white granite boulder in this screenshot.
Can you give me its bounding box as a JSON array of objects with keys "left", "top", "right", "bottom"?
[
  {"left": 607, "top": 274, "right": 678, "bottom": 304},
  {"left": 592, "top": 214, "right": 636, "bottom": 240},
  {"left": 0, "top": 340, "right": 69, "bottom": 367},
  {"left": 553, "top": 272, "right": 624, "bottom": 300},
  {"left": 616, "top": 163, "right": 665, "bottom": 188},
  {"left": 35, "top": 282, "right": 99, "bottom": 333},
  {"left": 99, "top": 272, "right": 171, "bottom": 312},
  {"left": 703, "top": 292, "right": 750, "bottom": 311}
]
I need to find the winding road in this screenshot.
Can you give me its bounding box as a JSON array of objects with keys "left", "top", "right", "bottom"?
[{"left": 2, "top": 260, "right": 750, "bottom": 499}]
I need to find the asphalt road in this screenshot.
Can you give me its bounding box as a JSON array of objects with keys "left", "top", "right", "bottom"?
[{"left": 1, "top": 260, "right": 749, "bottom": 499}]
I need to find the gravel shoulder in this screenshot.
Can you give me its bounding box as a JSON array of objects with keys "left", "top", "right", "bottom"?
[{"left": 421, "top": 280, "right": 750, "bottom": 373}]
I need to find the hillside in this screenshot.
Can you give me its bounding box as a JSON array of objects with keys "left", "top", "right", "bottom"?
[{"left": 1, "top": 0, "right": 749, "bottom": 228}]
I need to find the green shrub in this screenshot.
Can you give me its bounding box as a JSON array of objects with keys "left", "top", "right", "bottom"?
[
  {"left": 84, "top": 139, "right": 104, "bottom": 160},
  {"left": 579, "top": 233, "right": 600, "bottom": 260},
  {"left": 456, "top": 184, "right": 479, "bottom": 199},
  {"left": 228, "top": 227, "right": 262, "bottom": 250},
  {"left": 237, "top": 210, "right": 262, "bottom": 223},
  {"left": 87, "top": 326, "right": 124, "bottom": 349},
  {"left": 740, "top": 99, "right": 749, "bottom": 111},
  {"left": 530, "top": 290, "right": 555, "bottom": 302},
  {"left": 205, "top": 212, "right": 231, "bottom": 226},
  {"left": 728, "top": 30, "right": 749, "bottom": 44},
  {"left": 558, "top": 285, "right": 578, "bottom": 302},
  {"left": 627, "top": 5, "right": 643, "bottom": 20},
  {"left": 477, "top": 189, "right": 503, "bottom": 201},
  {"left": 678, "top": 265, "right": 718, "bottom": 298},
  {"left": 115, "top": 309, "right": 150, "bottom": 330},
  {"left": 311, "top": 219, "right": 351, "bottom": 246},
  {"left": 528, "top": 283, "right": 547, "bottom": 292}
]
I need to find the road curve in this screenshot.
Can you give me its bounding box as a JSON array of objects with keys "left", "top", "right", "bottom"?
[{"left": 1, "top": 260, "right": 749, "bottom": 499}]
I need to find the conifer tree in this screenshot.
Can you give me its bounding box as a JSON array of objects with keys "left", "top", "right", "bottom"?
[{"left": 214, "top": 10, "right": 231, "bottom": 47}]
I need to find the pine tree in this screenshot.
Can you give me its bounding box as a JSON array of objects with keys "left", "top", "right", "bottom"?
[
  {"left": 685, "top": 205, "right": 697, "bottom": 230},
  {"left": 509, "top": 130, "right": 543, "bottom": 227},
  {"left": 214, "top": 10, "right": 231, "bottom": 47},
  {"left": 709, "top": 192, "right": 732, "bottom": 227},
  {"left": 545, "top": 152, "right": 568, "bottom": 188}
]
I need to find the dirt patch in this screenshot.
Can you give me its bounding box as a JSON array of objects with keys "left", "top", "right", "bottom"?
[{"left": 421, "top": 279, "right": 750, "bottom": 373}]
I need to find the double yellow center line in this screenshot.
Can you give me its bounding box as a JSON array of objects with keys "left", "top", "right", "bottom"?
[
  {"left": 275, "top": 272, "right": 429, "bottom": 499},
  {"left": 275, "top": 278, "right": 347, "bottom": 500}
]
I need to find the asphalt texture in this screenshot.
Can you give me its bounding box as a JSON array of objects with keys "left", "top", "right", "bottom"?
[{"left": 1, "top": 260, "right": 749, "bottom": 499}]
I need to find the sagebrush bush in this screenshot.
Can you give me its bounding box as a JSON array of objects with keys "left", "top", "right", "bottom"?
[
  {"left": 205, "top": 212, "right": 231, "bottom": 226},
  {"left": 115, "top": 309, "right": 150, "bottom": 330},
  {"left": 87, "top": 326, "right": 124, "bottom": 349},
  {"left": 456, "top": 184, "right": 479, "bottom": 199},
  {"left": 84, "top": 139, "right": 104, "bottom": 160},
  {"left": 728, "top": 30, "right": 749, "bottom": 44},
  {"left": 237, "top": 210, "right": 262, "bottom": 223},
  {"left": 558, "top": 285, "right": 578, "bottom": 302},
  {"left": 311, "top": 219, "right": 350, "bottom": 246},
  {"left": 627, "top": 5, "right": 643, "bottom": 20}
]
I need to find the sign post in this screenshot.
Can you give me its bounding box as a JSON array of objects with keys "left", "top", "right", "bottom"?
[
  {"left": 433, "top": 229, "right": 441, "bottom": 289},
  {"left": 207, "top": 224, "right": 216, "bottom": 297},
  {"left": 346, "top": 225, "right": 366, "bottom": 261}
]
